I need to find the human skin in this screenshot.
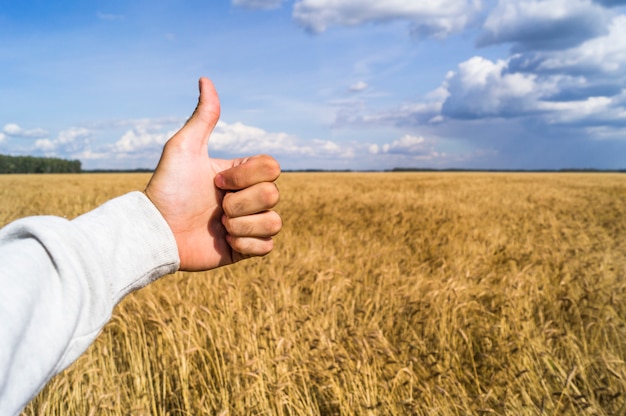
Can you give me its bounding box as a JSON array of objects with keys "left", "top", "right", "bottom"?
[{"left": 145, "top": 77, "right": 282, "bottom": 271}]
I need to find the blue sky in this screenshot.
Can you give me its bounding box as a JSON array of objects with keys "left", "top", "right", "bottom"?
[{"left": 1, "top": 0, "right": 626, "bottom": 170}]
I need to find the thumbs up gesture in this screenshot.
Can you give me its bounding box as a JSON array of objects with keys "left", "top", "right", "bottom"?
[{"left": 144, "top": 78, "right": 282, "bottom": 271}]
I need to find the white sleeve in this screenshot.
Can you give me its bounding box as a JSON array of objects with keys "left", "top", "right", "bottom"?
[{"left": 0, "top": 191, "right": 180, "bottom": 415}]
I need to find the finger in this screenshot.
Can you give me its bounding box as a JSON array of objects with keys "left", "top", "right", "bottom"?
[
  {"left": 222, "top": 182, "right": 280, "bottom": 217},
  {"left": 215, "top": 154, "right": 280, "bottom": 191},
  {"left": 222, "top": 210, "right": 282, "bottom": 238},
  {"left": 226, "top": 235, "right": 275, "bottom": 258},
  {"left": 170, "top": 77, "right": 220, "bottom": 154}
]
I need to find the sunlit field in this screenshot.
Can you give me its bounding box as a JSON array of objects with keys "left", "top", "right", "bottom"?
[{"left": 2, "top": 172, "right": 626, "bottom": 415}]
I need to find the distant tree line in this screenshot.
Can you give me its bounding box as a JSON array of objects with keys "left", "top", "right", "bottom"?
[{"left": 0, "top": 154, "right": 81, "bottom": 173}]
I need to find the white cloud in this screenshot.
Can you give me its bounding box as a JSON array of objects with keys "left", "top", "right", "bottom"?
[
  {"left": 232, "top": 0, "right": 284, "bottom": 9},
  {"left": 292, "top": 0, "right": 482, "bottom": 38},
  {"left": 439, "top": 13, "right": 626, "bottom": 127},
  {"left": 533, "top": 15, "right": 626, "bottom": 75},
  {"left": 34, "top": 127, "right": 93, "bottom": 154},
  {"left": 441, "top": 53, "right": 626, "bottom": 127},
  {"left": 0, "top": 132, "right": 5, "bottom": 143},
  {"left": 93, "top": 118, "right": 183, "bottom": 160},
  {"left": 442, "top": 56, "right": 547, "bottom": 118},
  {"left": 211, "top": 120, "right": 353, "bottom": 158},
  {"left": 353, "top": 44, "right": 626, "bottom": 131},
  {"left": 540, "top": 93, "right": 626, "bottom": 125},
  {"left": 211, "top": 121, "right": 301, "bottom": 154},
  {"left": 349, "top": 81, "right": 368, "bottom": 92},
  {"left": 370, "top": 134, "right": 444, "bottom": 162},
  {"left": 479, "top": 0, "right": 611, "bottom": 50},
  {"left": 382, "top": 134, "right": 425, "bottom": 154},
  {"left": 34, "top": 139, "right": 55, "bottom": 152},
  {"left": 22, "top": 117, "right": 357, "bottom": 167},
  {"left": 112, "top": 124, "right": 175, "bottom": 155},
  {"left": 312, "top": 138, "right": 355, "bottom": 158},
  {"left": 57, "top": 127, "right": 91, "bottom": 145},
  {"left": 3, "top": 123, "right": 48, "bottom": 138}
]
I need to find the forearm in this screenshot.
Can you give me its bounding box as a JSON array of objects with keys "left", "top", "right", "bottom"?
[{"left": 0, "top": 192, "right": 179, "bottom": 415}]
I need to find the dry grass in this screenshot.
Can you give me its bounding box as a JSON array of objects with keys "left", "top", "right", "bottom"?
[{"left": 2, "top": 172, "right": 626, "bottom": 415}]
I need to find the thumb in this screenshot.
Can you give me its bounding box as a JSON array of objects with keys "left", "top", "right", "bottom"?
[{"left": 174, "top": 77, "right": 221, "bottom": 154}]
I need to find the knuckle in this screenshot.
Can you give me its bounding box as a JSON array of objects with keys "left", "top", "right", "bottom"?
[
  {"left": 221, "top": 170, "right": 244, "bottom": 190},
  {"left": 258, "top": 154, "right": 281, "bottom": 180},
  {"left": 223, "top": 193, "right": 244, "bottom": 217},
  {"left": 261, "top": 182, "right": 280, "bottom": 207},
  {"left": 266, "top": 212, "right": 282, "bottom": 235},
  {"left": 230, "top": 172, "right": 245, "bottom": 189}
]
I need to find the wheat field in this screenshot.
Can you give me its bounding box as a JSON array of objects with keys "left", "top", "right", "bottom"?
[{"left": 1, "top": 172, "right": 625, "bottom": 415}]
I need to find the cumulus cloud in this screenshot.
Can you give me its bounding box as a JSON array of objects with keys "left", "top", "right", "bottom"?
[
  {"left": 527, "top": 15, "right": 626, "bottom": 76},
  {"left": 211, "top": 121, "right": 354, "bottom": 158},
  {"left": 110, "top": 119, "right": 178, "bottom": 157},
  {"left": 351, "top": 24, "right": 626, "bottom": 138},
  {"left": 18, "top": 116, "right": 357, "bottom": 167},
  {"left": 33, "top": 139, "right": 55, "bottom": 152},
  {"left": 58, "top": 127, "right": 91, "bottom": 145},
  {"left": 292, "top": 0, "right": 482, "bottom": 38},
  {"left": 21, "top": 118, "right": 182, "bottom": 164},
  {"left": 3, "top": 123, "right": 48, "bottom": 139},
  {"left": 211, "top": 121, "right": 301, "bottom": 155},
  {"left": 440, "top": 55, "right": 626, "bottom": 125},
  {"left": 541, "top": 91, "right": 626, "bottom": 125},
  {"left": 439, "top": 50, "right": 626, "bottom": 129},
  {"left": 92, "top": 116, "right": 355, "bottom": 161},
  {"left": 483, "top": 14, "right": 626, "bottom": 127},
  {"left": 442, "top": 56, "right": 546, "bottom": 119},
  {"left": 34, "top": 127, "right": 92, "bottom": 154},
  {"left": 478, "top": 0, "right": 612, "bottom": 51},
  {"left": 232, "top": 0, "right": 284, "bottom": 9},
  {"left": 112, "top": 129, "right": 170, "bottom": 153},
  {"left": 369, "top": 134, "right": 442, "bottom": 160}
]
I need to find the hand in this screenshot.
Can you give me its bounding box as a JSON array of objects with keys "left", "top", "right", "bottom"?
[{"left": 144, "top": 77, "right": 281, "bottom": 271}]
